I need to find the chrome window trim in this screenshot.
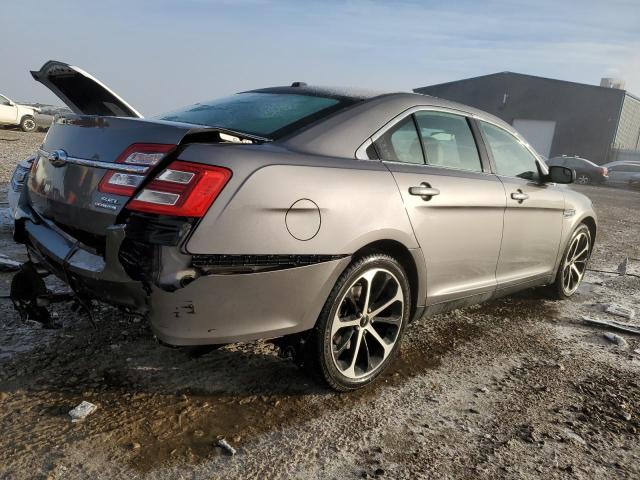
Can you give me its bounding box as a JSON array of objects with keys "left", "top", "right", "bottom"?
[
  {"left": 381, "top": 159, "right": 496, "bottom": 177},
  {"left": 356, "top": 104, "right": 548, "bottom": 176},
  {"left": 359, "top": 105, "right": 488, "bottom": 174},
  {"left": 475, "top": 121, "right": 549, "bottom": 178},
  {"left": 355, "top": 138, "right": 374, "bottom": 160},
  {"left": 37, "top": 149, "right": 150, "bottom": 174},
  {"left": 369, "top": 105, "right": 474, "bottom": 145}
]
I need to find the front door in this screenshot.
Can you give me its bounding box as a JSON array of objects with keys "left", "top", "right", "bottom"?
[
  {"left": 373, "top": 110, "right": 505, "bottom": 306},
  {"left": 478, "top": 121, "right": 564, "bottom": 287}
]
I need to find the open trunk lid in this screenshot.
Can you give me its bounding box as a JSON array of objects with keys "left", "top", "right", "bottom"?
[{"left": 31, "top": 60, "right": 143, "bottom": 118}]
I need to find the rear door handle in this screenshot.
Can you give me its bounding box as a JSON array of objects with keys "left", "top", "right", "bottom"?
[
  {"left": 409, "top": 183, "right": 440, "bottom": 200},
  {"left": 510, "top": 190, "right": 529, "bottom": 203}
]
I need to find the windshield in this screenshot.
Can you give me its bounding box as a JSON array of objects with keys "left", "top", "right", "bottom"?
[{"left": 158, "top": 92, "right": 350, "bottom": 138}]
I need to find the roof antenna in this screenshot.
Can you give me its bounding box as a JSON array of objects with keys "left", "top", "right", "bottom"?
[{"left": 291, "top": 82, "right": 307, "bottom": 87}]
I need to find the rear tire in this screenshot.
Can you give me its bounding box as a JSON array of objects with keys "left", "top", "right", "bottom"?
[
  {"left": 575, "top": 174, "right": 592, "bottom": 185},
  {"left": 20, "top": 116, "right": 36, "bottom": 133},
  {"left": 547, "top": 224, "right": 592, "bottom": 299},
  {"left": 305, "top": 254, "right": 411, "bottom": 392}
]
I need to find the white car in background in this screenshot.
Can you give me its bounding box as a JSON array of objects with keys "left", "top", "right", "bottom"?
[{"left": 0, "top": 93, "right": 40, "bottom": 132}]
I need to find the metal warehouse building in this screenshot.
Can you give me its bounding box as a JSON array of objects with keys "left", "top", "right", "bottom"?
[{"left": 415, "top": 72, "right": 640, "bottom": 165}]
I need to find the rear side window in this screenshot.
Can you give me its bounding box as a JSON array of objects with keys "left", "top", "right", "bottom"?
[
  {"left": 414, "top": 111, "right": 482, "bottom": 172},
  {"left": 373, "top": 116, "right": 424, "bottom": 164},
  {"left": 480, "top": 121, "right": 540, "bottom": 180},
  {"left": 158, "top": 92, "right": 346, "bottom": 138}
]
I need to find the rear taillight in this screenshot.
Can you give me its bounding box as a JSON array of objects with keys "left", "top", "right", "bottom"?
[
  {"left": 98, "top": 143, "right": 175, "bottom": 196},
  {"left": 126, "top": 161, "right": 231, "bottom": 217}
]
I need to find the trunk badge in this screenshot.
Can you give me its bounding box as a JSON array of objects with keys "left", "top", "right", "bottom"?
[{"left": 47, "top": 149, "right": 68, "bottom": 167}]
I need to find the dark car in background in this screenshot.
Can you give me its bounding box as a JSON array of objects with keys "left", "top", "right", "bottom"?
[{"left": 547, "top": 155, "right": 608, "bottom": 185}]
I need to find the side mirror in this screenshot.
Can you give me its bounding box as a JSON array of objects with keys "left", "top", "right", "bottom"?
[
  {"left": 546, "top": 165, "right": 575, "bottom": 184},
  {"left": 8, "top": 100, "right": 15, "bottom": 106}
]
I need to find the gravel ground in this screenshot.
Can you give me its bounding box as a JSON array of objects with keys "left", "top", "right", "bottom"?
[
  {"left": 1, "top": 131, "right": 639, "bottom": 479},
  {"left": 0, "top": 130, "right": 45, "bottom": 184}
]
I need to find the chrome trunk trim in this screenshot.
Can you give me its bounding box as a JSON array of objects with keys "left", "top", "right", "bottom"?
[{"left": 37, "top": 149, "right": 149, "bottom": 174}]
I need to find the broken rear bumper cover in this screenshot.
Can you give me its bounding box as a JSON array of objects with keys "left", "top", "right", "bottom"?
[{"left": 13, "top": 211, "right": 350, "bottom": 345}]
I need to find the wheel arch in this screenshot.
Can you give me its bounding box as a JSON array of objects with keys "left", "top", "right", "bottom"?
[
  {"left": 581, "top": 215, "right": 597, "bottom": 245},
  {"left": 550, "top": 214, "right": 597, "bottom": 284},
  {"left": 19, "top": 114, "right": 36, "bottom": 131},
  {"left": 351, "top": 239, "right": 426, "bottom": 322}
]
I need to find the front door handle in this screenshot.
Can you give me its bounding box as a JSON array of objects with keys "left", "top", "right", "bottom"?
[
  {"left": 510, "top": 190, "right": 529, "bottom": 203},
  {"left": 409, "top": 183, "right": 440, "bottom": 201}
]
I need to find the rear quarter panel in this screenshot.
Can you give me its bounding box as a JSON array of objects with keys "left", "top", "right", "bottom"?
[{"left": 182, "top": 144, "right": 419, "bottom": 255}]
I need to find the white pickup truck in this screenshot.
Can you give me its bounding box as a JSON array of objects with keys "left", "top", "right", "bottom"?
[{"left": 0, "top": 93, "right": 40, "bottom": 132}]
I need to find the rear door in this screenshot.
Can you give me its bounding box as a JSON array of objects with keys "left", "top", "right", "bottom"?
[
  {"left": 477, "top": 120, "right": 564, "bottom": 288},
  {"left": 373, "top": 108, "right": 505, "bottom": 306}
]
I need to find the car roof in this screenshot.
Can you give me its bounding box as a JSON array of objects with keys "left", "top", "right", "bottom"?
[
  {"left": 551, "top": 155, "right": 594, "bottom": 163},
  {"left": 245, "top": 86, "right": 508, "bottom": 122},
  {"left": 280, "top": 90, "right": 517, "bottom": 158},
  {"left": 246, "top": 85, "right": 388, "bottom": 101}
]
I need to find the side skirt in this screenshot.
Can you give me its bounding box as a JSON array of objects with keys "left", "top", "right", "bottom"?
[{"left": 421, "top": 274, "right": 551, "bottom": 318}]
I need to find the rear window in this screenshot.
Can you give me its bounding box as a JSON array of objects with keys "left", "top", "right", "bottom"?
[{"left": 158, "top": 92, "right": 349, "bottom": 138}]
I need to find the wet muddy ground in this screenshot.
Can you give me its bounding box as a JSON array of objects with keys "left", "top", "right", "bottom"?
[{"left": 1, "top": 130, "right": 639, "bottom": 479}]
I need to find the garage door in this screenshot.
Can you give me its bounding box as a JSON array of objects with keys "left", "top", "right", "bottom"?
[{"left": 512, "top": 119, "right": 556, "bottom": 158}]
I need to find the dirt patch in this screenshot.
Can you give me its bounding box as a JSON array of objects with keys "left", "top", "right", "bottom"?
[{"left": 0, "top": 134, "right": 639, "bottom": 479}]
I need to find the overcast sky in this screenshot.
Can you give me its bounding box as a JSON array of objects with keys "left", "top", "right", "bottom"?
[{"left": 1, "top": 0, "right": 639, "bottom": 116}]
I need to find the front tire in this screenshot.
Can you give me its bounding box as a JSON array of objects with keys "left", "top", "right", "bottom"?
[
  {"left": 20, "top": 116, "right": 37, "bottom": 133},
  {"left": 306, "top": 254, "right": 411, "bottom": 391},
  {"left": 548, "top": 224, "right": 592, "bottom": 299}
]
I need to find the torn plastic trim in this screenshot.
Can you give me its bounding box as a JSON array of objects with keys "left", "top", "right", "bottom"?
[
  {"left": 20, "top": 220, "right": 149, "bottom": 312},
  {"left": 178, "top": 127, "right": 272, "bottom": 145},
  {"left": 124, "top": 212, "right": 195, "bottom": 246},
  {"left": 192, "top": 254, "right": 349, "bottom": 273},
  {"left": 10, "top": 157, "right": 35, "bottom": 193}
]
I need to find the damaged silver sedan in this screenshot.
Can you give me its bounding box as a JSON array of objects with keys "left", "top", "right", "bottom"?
[{"left": 9, "top": 60, "right": 596, "bottom": 391}]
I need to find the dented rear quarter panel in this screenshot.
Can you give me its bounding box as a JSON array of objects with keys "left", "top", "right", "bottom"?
[{"left": 182, "top": 143, "right": 419, "bottom": 255}]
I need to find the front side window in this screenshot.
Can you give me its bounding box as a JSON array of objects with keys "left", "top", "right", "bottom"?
[
  {"left": 480, "top": 121, "right": 540, "bottom": 180},
  {"left": 414, "top": 111, "right": 482, "bottom": 172},
  {"left": 373, "top": 116, "right": 424, "bottom": 164},
  {"left": 0, "top": 95, "right": 10, "bottom": 106},
  {"left": 158, "top": 92, "right": 349, "bottom": 138}
]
